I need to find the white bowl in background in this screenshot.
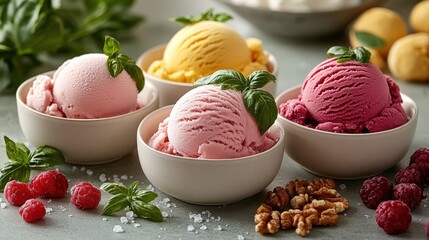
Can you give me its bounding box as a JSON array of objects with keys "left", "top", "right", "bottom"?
[
  {"left": 137, "top": 45, "right": 278, "bottom": 107},
  {"left": 217, "top": 0, "right": 386, "bottom": 37},
  {"left": 16, "top": 72, "right": 159, "bottom": 165},
  {"left": 275, "top": 85, "right": 418, "bottom": 179},
  {"left": 137, "top": 105, "right": 285, "bottom": 205}
]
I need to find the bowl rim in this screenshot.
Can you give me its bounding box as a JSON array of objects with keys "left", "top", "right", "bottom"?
[
  {"left": 275, "top": 84, "right": 419, "bottom": 137},
  {"left": 16, "top": 71, "right": 159, "bottom": 122},
  {"left": 137, "top": 105, "right": 285, "bottom": 162},
  {"left": 136, "top": 44, "right": 278, "bottom": 87},
  {"left": 217, "top": 0, "right": 386, "bottom": 14}
]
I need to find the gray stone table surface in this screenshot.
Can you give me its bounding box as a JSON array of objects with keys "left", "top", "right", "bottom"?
[{"left": 0, "top": 0, "right": 428, "bottom": 239}]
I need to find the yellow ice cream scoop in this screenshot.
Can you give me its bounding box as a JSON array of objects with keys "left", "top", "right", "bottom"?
[
  {"left": 388, "top": 33, "right": 429, "bottom": 82},
  {"left": 148, "top": 20, "right": 268, "bottom": 83},
  {"left": 349, "top": 7, "right": 407, "bottom": 69}
]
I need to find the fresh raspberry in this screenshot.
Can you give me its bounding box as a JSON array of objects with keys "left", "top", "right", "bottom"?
[
  {"left": 359, "top": 176, "right": 393, "bottom": 209},
  {"left": 426, "top": 220, "right": 429, "bottom": 238},
  {"left": 410, "top": 162, "right": 429, "bottom": 186},
  {"left": 4, "top": 180, "right": 35, "bottom": 206},
  {"left": 395, "top": 167, "right": 424, "bottom": 189},
  {"left": 29, "top": 170, "right": 68, "bottom": 198},
  {"left": 19, "top": 199, "right": 46, "bottom": 223},
  {"left": 393, "top": 183, "right": 422, "bottom": 209},
  {"left": 376, "top": 200, "right": 411, "bottom": 235},
  {"left": 409, "top": 147, "right": 429, "bottom": 165},
  {"left": 70, "top": 182, "right": 101, "bottom": 209}
]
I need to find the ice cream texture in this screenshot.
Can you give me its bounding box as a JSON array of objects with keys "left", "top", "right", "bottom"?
[
  {"left": 149, "top": 85, "right": 276, "bottom": 159},
  {"left": 279, "top": 57, "right": 408, "bottom": 133},
  {"left": 147, "top": 20, "right": 269, "bottom": 83},
  {"left": 26, "top": 53, "right": 143, "bottom": 118}
]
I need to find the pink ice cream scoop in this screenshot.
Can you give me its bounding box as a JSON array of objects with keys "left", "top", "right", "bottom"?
[
  {"left": 149, "top": 85, "right": 276, "bottom": 159},
  {"left": 26, "top": 53, "right": 141, "bottom": 119},
  {"left": 279, "top": 57, "right": 408, "bottom": 133}
]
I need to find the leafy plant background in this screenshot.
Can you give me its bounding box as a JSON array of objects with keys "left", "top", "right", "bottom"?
[{"left": 0, "top": 0, "right": 143, "bottom": 94}]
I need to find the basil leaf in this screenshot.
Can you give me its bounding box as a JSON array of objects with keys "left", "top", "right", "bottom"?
[
  {"left": 130, "top": 201, "right": 163, "bottom": 222},
  {"left": 4, "top": 136, "right": 30, "bottom": 163},
  {"left": 326, "top": 46, "right": 348, "bottom": 58},
  {"left": 194, "top": 70, "right": 247, "bottom": 91},
  {"left": 132, "top": 189, "right": 158, "bottom": 203},
  {"left": 100, "top": 182, "right": 128, "bottom": 195},
  {"left": 327, "top": 46, "right": 371, "bottom": 64},
  {"left": 353, "top": 46, "right": 371, "bottom": 64},
  {"left": 106, "top": 57, "right": 123, "bottom": 77},
  {"left": 128, "top": 181, "right": 139, "bottom": 195},
  {"left": 247, "top": 70, "right": 276, "bottom": 89},
  {"left": 102, "top": 194, "right": 129, "bottom": 215},
  {"left": 123, "top": 62, "right": 144, "bottom": 92},
  {"left": 0, "top": 162, "right": 30, "bottom": 192},
  {"left": 28, "top": 145, "right": 65, "bottom": 169},
  {"left": 172, "top": 9, "right": 232, "bottom": 25},
  {"left": 103, "top": 36, "right": 121, "bottom": 57},
  {"left": 354, "top": 30, "right": 386, "bottom": 48},
  {"left": 243, "top": 89, "right": 277, "bottom": 135}
]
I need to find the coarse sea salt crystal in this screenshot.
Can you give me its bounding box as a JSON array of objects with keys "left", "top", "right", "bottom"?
[
  {"left": 113, "top": 225, "right": 124, "bottom": 233},
  {"left": 134, "top": 223, "right": 141, "bottom": 228},
  {"left": 80, "top": 166, "right": 85, "bottom": 171},
  {"left": 1, "top": 202, "right": 6, "bottom": 209},
  {"left": 120, "top": 217, "right": 128, "bottom": 224},
  {"left": 99, "top": 174, "right": 107, "bottom": 182},
  {"left": 102, "top": 217, "right": 108, "bottom": 221},
  {"left": 340, "top": 184, "right": 347, "bottom": 190},
  {"left": 238, "top": 235, "right": 244, "bottom": 240},
  {"left": 120, "top": 175, "right": 128, "bottom": 180},
  {"left": 126, "top": 211, "right": 135, "bottom": 220},
  {"left": 187, "top": 225, "right": 195, "bottom": 232},
  {"left": 200, "top": 225, "right": 207, "bottom": 230},
  {"left": 46, "top": 207, "right": 53, "bottom": 213},
  {"left": 86, "top": 169, "right": 93, "bottom": 176},
  {"left": 214, "top": 225, "right": 223, "bottom": 231}
]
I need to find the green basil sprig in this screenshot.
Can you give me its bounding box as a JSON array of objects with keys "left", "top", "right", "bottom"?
[
  {"left": 101, "top": 181, "right": 163, "bottom": 222},
  {"left": 0, "top": 136, "right": 65, "bottom": 192},
  {"left": 103, "top": 36, "right": 144, "bottom": 92},
  {"left": 172, "top": 9, "right": 233, "bottom": 25},
  {"left": 194, "top": 70, "right": 277, "bottom": 135},
  {"left": 327, "top": 46, "right": 371, "bottom": 64},
  {"left": 354, "top": 30, "right": 386, "bottom": 48}
]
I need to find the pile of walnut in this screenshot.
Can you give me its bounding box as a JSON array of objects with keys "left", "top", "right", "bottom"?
[{"left": 254, "top": 178, "right": 349, "bottom": 237}]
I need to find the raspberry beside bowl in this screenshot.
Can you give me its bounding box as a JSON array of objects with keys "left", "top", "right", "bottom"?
[
  {"left": 275, "top": 85, "right": 418, "bottom": 179},
  {"left": 16, "top": 71, "right": 159, "bottom": 165}
]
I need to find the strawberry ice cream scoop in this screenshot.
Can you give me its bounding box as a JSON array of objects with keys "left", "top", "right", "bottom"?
[
  {"left": 279, "top": 58, "right": 408, "bottom": 133},
  {"left": 52, "top": 53, "right": 138, "bottom": 118},
  {"left": 149, "top": 85, "right": 276, "bottom": 159}
]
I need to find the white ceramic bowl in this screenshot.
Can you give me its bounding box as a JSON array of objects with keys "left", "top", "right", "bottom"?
[
  {"left": 217, "top": 0, "right": 385, "bottom": 37},
  {"left": 137, "top": 44, "right": 278, "bottom": 107},
  {"left": 137, "top": 105, "right": 285, "bottom": 205},
  {"left": 275, "top": 85, "right": 418, "bottom": 179},
  {"left": 16, "top": 72, "right": 159, "bottom": 165}
]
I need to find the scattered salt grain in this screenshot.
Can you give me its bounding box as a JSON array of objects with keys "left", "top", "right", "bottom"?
[
  {"left": 102, "top": 217, "right": 108, "bottom": 221},
  {"left": 1, "top": 202, "right": 6, "bottom": 209},
  {"left": 340, "top": 184, "right": 347, "bottom": 190},
  {"left": 214, "top": 225, "right": 223, "bottom": 231},
  {"left": 99, "top": 174, "right": 107, "bottom": 182},
  {"left": 46, "top": 207, "right": 53, "bottom": 213},
  {"left": 238, "top": 235, "right": 244, "bottom": 240},
  {"left": 134, "top": 223, "right": 141, "bottom": 228},
  {"left": 72, "top": 166, "right": 78, "bottom": 171},
  {"left": 120, "top": 216, "right": 128, "bottom": 224},
  {"left": 200, "top": 224, "right": 207, "bottom": 230},
  {"left": 126, "top": 211, "right": 135, "bottom": 220},
  {"left": 120, "top": 175, "right": 128, "bottom": 180},
  {"left": 86, "top": 169, "right": 93, "bottom": 176},
  {"left": 187, "top": 225, "right": 195, "bottom": 232},
  {"left": 364, "top": 214, "right": 370, "bottom": 219},
  {"left": 68, "top": 214, "right": 73, "bottom": 217},
  {"left": 80, "top": 167, "right": 86, "bottom": 171},
  {"left": 146, "top": 184, "right": 155, "bottom": 191},
  {"left": 162, "top": 211, "right": 171, "bottom": 218},
  {"left": 113, "top": 225, "right": 124, "bottom": 233}
]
